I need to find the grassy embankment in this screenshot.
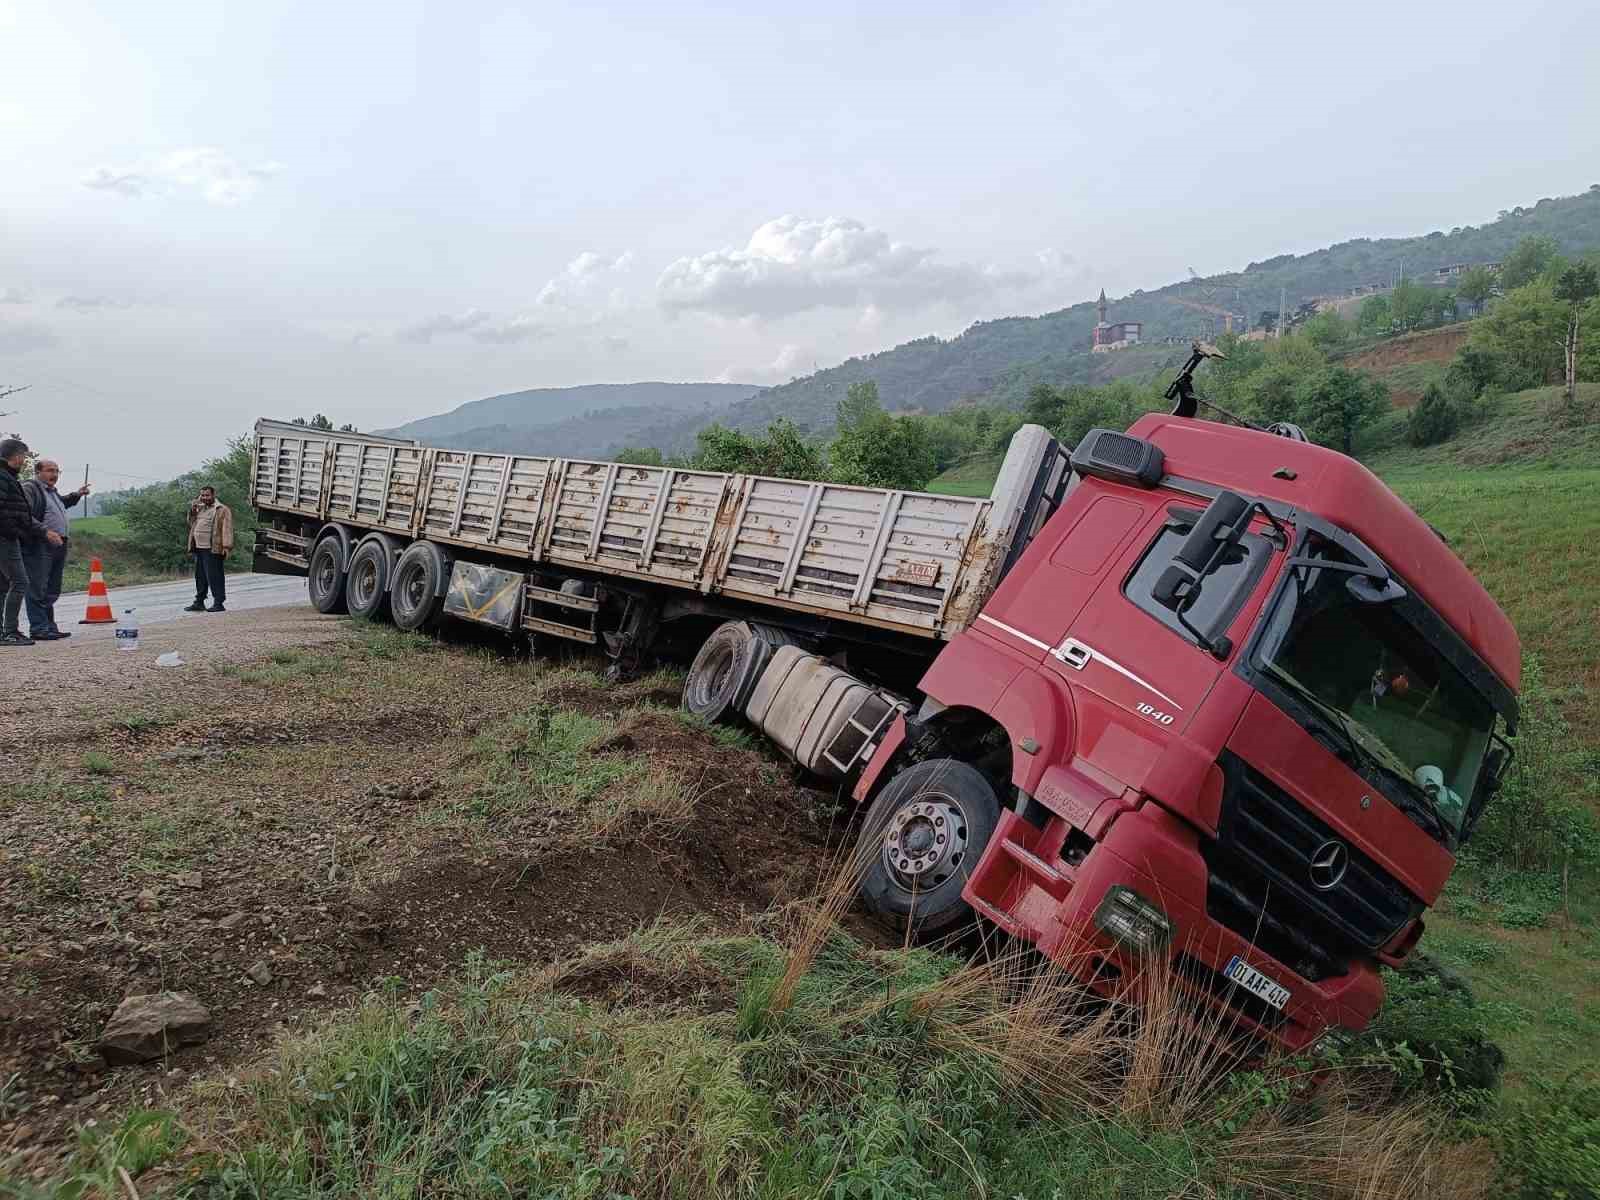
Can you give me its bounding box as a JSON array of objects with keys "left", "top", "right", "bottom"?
[{"left": 59, "top": 515, "right": 184, "bottom": 593}]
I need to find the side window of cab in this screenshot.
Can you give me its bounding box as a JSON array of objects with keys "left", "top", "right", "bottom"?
[{"left": 1122, "top": 508, "right": 1271, "bottom": 647}]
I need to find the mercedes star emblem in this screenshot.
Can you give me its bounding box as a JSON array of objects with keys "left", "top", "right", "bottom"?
[{"left": 1309, "top": 840, "right": 1350, "bottom": 891}]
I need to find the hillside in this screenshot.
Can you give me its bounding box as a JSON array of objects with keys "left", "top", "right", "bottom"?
[
  {"left": 624, "top": 186, "right": 1600, "bottom": 455},
  {"left": 376, "top": 381, "right": 759, "bottom": 448}
]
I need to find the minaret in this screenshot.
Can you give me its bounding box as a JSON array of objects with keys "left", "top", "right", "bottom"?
[{"left": 1096, "top": 288, "right": 1108, "bottom": 326}]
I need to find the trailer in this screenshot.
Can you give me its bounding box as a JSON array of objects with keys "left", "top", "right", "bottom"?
[{"left": 251, "top": 417, "right": 1070, "bottom": 713}]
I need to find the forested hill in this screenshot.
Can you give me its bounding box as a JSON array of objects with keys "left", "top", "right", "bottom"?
[
  {"left": 621, "top": 185, "right": 1600, "bottom": 456},
  {"left": 375, "top": 381, "right": 759, "bottom": 445}
]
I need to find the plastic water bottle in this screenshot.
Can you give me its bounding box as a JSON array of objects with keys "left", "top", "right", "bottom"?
[{"left": 116, "top": 608, "right": 139, "bottom": 652}]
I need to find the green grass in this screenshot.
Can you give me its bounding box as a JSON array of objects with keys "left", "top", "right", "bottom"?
[
  {"left": 926, "top": 452, "right": 1003, "bottom": 497},
  {"left": 68, "top": 514, "right": 127, "bottom": 535},
  {"left": 8, "top": 927, "right": 1487, "bottom": 1199}
]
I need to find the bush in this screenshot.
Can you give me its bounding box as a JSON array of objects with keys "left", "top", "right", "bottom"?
[
  {"left": 1491, "top": 1077, "right": 1600, "bottom": 1199},
  {"left": 1468, "top": 656, "right": 1600, "bottom": 873},
  {"left": 1355, "top": 960, "right": 1504, "bottom": 1102},
  {"left": 1406, "top": 383, "right": 1460, "bottom": 446}
]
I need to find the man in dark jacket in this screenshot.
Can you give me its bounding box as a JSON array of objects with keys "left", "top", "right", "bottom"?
[
  {"left": 0, "top": 438, "right": 64, "bottom": 647},
  {"left": 21, "top": 459, "right": 90, "bottom": 639}
]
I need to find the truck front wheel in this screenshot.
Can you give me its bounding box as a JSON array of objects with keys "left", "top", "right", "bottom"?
[{"left": 858, "top": 758, "right": 999, "bottom": 938}]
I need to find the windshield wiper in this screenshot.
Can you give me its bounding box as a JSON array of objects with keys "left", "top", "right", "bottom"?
[{"left": 1263, "top": 669, "right": 1449, "bottom": 842}]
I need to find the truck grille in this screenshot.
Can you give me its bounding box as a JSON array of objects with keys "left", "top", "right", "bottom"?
[{"left": 1201, "top": 753, "right": 1422, "bottom": 976}]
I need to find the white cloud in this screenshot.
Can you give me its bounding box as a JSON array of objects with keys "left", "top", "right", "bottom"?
[
  {"left": 396, "top": 309, "right": 491, "bottom": 344},
  {"left": 536, "top": 250, "right": 634, "bottom": 309},
  {"left": 0, "top": 288, "right": 28, "bottom": 305},
  {"left": 657, "top": 216, "right": 1029, "bottom": 320},
  {"left": 395, "top": 308, "right": 545, "bottom": 345},
  {"left": 81, "top": 147, "right": 283, "bottom": 205},
  {"left": 717, "top": 343, "right": 811, "bottom": 385},
  {"left": 601, "top": 335, "right": 630, "bottom": 354},
  {"left": 57, "top": 294, "right": 130, "bottom": 311},
  {"left": 472, "top": 314, "right": 546, "bottom": 345}
]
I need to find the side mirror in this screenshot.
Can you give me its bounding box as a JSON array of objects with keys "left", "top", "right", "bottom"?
[
  {"left": 1461, "top": 746, "right": 1510, "bottom": 842},
  {"left": 1173, "top": 490, "right": 1250, "bottom": 573}
]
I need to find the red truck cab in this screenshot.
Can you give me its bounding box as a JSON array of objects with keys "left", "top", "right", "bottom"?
[{"left": 856, "top": 411, "right": 1521, "bottom": 1053}]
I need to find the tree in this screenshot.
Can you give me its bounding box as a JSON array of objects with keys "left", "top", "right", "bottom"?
[
  {"left": 613, "top": 446, "right": 665, "bottom": 467},
  {"left": 1302, "top": 309, "right": 1350, "bottom": 350},
  {"left": 1357, "top": 294, "right": 1392, "bottom": 336},
  {"left": 828, "top": 383, "right": 938, "bottom": 490},
  {"left": 689, "top": 419, "right": 824, "bottom": 480},
  {"left": 1457, "top": 266, "right": 1495, "bottom": 315},
  {"left": 1464, "top": 280, "right": 1567, "bottom": 390},
  {"left": 1295, "top": 367, "right": 1389, "bottom": 454},
  {"left": 1554, "top": 262, "right": 1600, "bottom": 404},
  {"left": 120, "top": 436, "right": 259, "bottom": 572},
  {"left": 1499, "top": 235, "right": 1560, "bottom": 289},
  {"left": 1389, "top": 278, "right": 1430, "bottom": 332},
  {"left": 293, "top": 414, "right": 336, "bottom": 430},
  {"left": 1406, "top": 383, "right": 1459, "bottom": 447}
]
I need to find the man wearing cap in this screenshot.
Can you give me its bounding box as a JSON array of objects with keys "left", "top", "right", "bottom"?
[
  {"left": 0, "top": 438, "right": 65, "bottom": 647},
  {"left": 21, "top": 459, "right": 90, "bottom": 640}
]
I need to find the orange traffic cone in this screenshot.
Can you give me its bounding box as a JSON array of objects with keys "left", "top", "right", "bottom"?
[{"left": 79, "top": 558, "right": 118, "bottom": 624}]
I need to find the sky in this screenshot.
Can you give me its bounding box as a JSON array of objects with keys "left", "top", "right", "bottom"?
[{"left": 1, "top": 0, "right": 1596, "bottom": 486}]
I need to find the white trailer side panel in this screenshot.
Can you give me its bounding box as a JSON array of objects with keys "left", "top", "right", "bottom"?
[{"left": 251, "top": 417, "right": 1062, "bottom": 642}]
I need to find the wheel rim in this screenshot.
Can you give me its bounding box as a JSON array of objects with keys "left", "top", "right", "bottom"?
[
  {"left": 352, "top": 557, "right": 377, "bottom": 608},
  {"left": 399, "top": 563, "right": 426, "bottom": 615},
  {"left": 882, "top": 793, "right": 970, "bottom": 892},
  {"left": 687, "top": 639, "right": 738, "bottom": 711},
  {"left": 313, "top": 549, "right": 337, "bottom": 600}
]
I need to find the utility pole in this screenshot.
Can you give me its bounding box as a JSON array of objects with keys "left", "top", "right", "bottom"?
[{"left": 1276, "top": 287, "right": 1286, "bottom": 339}]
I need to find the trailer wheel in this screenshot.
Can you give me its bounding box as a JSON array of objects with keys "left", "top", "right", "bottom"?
[
  {"left": 682, "top": 620, "right": 769, "bottom": 723},
  {"left": 307, "top": 536, "right": 348, "bottom": 614},
  {"left": 346, "top": 538, "right": 393, "bottom": 621},
  {"left": 391, "top": 541, "right": 447, "bottom": 632},
  {"left": 859, "top": 759, "right": 999, "bottom": 938}
]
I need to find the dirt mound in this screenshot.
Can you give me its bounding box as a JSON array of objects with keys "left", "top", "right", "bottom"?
[
  {"left": 1344, "top": 325, "right": 1468, "bottom": 374},
  {"left": 0, "top": 640, "right": 862, "bottom": 1168}
]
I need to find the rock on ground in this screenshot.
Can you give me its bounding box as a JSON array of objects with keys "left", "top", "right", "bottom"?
[{"left": 97, "top": 992, "right": 212, "bottom": 1065}]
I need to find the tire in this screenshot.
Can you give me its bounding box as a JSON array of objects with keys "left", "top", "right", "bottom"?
[
  {"left": 391, "top": 541, "right": 448, "bottom": 632},
  {"left": 682, "top": 620, "right": 765, "bottom": 723},
  {"left": 307, "top": 536, "right": 348, "bottom": 614},
  {"left": 346, "top": 538, "right": 393, "bottom": 622},
  {"left": 858, "top": 759, "right": 1000, "bottom": 939}
]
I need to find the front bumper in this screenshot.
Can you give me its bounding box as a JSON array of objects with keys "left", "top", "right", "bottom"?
[{"left": 963, "top": 801, "right": 1384, "bottom": 1051}]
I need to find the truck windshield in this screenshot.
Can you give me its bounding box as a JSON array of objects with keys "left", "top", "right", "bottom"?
[{"left": 1252, "top": 543, "right": 1496, "bottom": 838}]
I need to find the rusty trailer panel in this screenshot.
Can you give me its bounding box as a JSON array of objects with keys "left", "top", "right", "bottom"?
[{"left": 251, "top": 418, "right": 1063, "bottom": 642}]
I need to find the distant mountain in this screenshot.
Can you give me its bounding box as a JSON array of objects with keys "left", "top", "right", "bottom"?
[
  {"left": 376, "top": 381, "right": 759, "bottom": 446},
  {"left": 375, "top": 186, "right": 1600, "bottom": 461},
  {"left": 617, "top": 185, "right": 1600, "bottom": 455}
]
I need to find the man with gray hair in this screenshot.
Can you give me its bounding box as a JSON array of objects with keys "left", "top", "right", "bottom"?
[
  {"left": 0, "top": 437, "right": 64, "bottom": 647},
  {"left": 22, "top": 458, "right": 90, "bottom": 639}
]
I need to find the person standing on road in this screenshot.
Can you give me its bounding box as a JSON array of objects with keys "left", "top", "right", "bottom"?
[
  {"left": 0, "top": 438, "right": 65, "bottom": 647},
  {"left": 185, "top": 484, "right": 233, "bottom": 613},
  {"left": 21, "top": 459, "right": 90, "bottom": 640}
]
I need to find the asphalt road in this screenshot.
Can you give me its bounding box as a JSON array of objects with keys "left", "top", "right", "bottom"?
[{"left": 48, "top": 572, "right": 310, "bottom": 643}]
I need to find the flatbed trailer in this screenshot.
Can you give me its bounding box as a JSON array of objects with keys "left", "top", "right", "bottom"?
[{"left": 250, "top": 418, "right": 1069, "bottom": 655}]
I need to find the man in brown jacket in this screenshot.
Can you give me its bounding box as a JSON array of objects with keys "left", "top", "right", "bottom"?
[{"left": 184, "top": 485, "right": 234, "bottom": 612}]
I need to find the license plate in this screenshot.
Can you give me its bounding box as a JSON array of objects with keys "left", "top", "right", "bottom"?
[{"left": 1223, "top": 955, "right": 1291, "bottom": 1010}]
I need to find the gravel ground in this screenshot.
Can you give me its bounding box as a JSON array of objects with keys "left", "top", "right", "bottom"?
[{"left": 0, "top": 604, "right": 348, "bottom": 747}]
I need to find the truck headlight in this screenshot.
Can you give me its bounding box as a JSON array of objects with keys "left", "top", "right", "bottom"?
[{"left": 1093, "top": 886, "right": 1173, "bottom": 951}]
